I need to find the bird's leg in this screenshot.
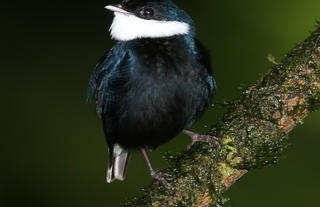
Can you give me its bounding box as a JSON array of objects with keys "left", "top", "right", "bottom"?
[
  {"left": 182, "top": 129, "right": 220, "bottom": 150},
  {"left": 140, "top": 148, "right": 171, "bottom": 188}
]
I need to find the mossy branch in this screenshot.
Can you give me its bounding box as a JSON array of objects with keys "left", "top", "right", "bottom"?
[{"left": 123, "top": 27, "right": 320, "bottom": 207}]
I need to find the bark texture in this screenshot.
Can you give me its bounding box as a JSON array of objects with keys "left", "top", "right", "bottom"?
[{"left": 123, "top": 27, "right": 320, "bottom": 207}]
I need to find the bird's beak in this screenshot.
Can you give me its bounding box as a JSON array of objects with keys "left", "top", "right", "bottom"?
[{"left": 105, "top": 4, "right": 130, "bottom": 15}]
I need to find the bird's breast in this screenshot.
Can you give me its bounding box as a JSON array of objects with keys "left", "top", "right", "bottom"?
[{"left": 109, "top": 37, "right": 211, "bottom": 148}]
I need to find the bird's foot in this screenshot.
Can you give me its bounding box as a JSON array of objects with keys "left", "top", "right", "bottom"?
[
  {"left": 150, "top": 170, "right": 172, "bottom": 188},
  {"left": 183, "top": 129, "right": 220, "bottom": 150},
  {"left": 140, "top": 148, "right": 172, "bottom": 188}
]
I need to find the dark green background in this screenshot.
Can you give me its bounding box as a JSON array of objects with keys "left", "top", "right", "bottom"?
[{"left": 2, "top": 0, "right": 320, "bottom": 206}]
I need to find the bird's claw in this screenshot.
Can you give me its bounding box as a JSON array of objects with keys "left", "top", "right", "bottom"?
[
  {"left": 151, "top": 171, "right": 172, "bottom": 188},
  {"left": 183, "top": 130, "right": 220, "bottom": 150}
]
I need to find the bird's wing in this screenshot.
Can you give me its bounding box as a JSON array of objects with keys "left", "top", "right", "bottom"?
[
  {"left": 195, "top": 39, "right": 216, "bottom": 92},
  {"left": 88, "top": 43, "right": 130, "bottom": 117}
]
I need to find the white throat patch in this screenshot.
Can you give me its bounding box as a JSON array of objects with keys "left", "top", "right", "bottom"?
[{"left": 109, "top": 12, "right": 190, "bottom": 41}]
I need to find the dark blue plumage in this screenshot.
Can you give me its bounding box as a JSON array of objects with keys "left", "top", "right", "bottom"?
[{"left": 88, "top": 0, "right": 217, "bottom": 186}]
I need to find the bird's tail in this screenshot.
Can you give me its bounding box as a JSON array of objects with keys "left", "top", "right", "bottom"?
[{"left": 106, "top": 143, "right": 130, "bottom": 183}]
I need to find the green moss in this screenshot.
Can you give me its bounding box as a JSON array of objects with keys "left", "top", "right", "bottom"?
[
  {"left": 222, "top": 137, "right": 234, "bottom": 145},
  {"left": 218, "top": 163, "right": 234, "bottom": 178},
  {"left": 229, "top": 157, "right": 243, "bottom": 166}
]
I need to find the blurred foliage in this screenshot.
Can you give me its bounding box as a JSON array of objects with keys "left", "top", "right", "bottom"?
[{"left": 1, "top": 0, "right": 320, "bottom": 207}]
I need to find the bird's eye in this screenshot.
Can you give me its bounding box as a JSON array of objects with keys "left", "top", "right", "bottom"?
[{"left": 140, "top": 7, "right": 155, "bottom": 18}]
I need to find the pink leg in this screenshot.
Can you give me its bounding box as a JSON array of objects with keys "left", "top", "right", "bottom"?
[
  {"left": 140, "top": 148, "right": 171, "bottom": 188},
  {"left": 182, "top": 129, "right": 219, "bottom": 150}
]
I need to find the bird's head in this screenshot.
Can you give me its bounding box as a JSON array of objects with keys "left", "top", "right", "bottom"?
[{"left": 105, "top": 0, "right": 194, "bottom": 41}]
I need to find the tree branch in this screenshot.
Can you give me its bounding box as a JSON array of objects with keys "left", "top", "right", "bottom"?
[{"left": 123, "top": 26, "right": 320, "bottom": 207}]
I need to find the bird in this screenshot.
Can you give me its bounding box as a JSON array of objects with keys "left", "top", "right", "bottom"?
[{"left": 88, "top": 0, "right": 218, "bottom": 187}]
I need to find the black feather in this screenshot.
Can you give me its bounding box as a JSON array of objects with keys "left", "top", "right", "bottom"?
[{"left": 89, "top": 35, "right": 214, "bottom": 149}]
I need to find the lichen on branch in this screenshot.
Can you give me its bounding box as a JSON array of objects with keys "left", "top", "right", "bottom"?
[{"left": 123, "top": 27, "right": 320, "bottom": 207}]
